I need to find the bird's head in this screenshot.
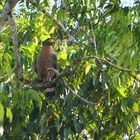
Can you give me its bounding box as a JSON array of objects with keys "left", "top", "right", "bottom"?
[{"left": 42, "top": 38, "right": 55, "bottom": 47}]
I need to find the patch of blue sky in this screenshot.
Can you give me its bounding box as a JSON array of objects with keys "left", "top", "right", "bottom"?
[{"left": 121, "top": 0, "right": 135, "bottom": 7}]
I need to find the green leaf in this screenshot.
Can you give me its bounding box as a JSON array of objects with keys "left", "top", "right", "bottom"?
[
  {"left": 44, "top": 0, "right": 49, "bottom": 6},
  {"left": 29, "top": 92, "right": 43, "bottom": 111},
  {"left": 99, "top": 0, "right": 106, "bottom": 6},
  {"left": 6, "top": 107, "right": 13, "bottom": 123},
  {"left": 132, "top": 135, "right": 140, "bottom": 140},
  {"left": 133, "top": 103, "right": 139, "bottom": 112},
  {"left": 0, "top": 103, "right": 4, "bottom": 122},
  {"left": 85, "top": 64, "right": 91, "bottom": 75},
  {"left": 64, "top": 126, "right": 71, "bottom": 138},
  {"left": 74, "top": 121, "right": 81, "bottom": 133},
  {"left": 116, "top": 87, "right": 126, "bottom": 98},
  {"left": 117, "top": 51, "right": 127, "bottom": 66}
]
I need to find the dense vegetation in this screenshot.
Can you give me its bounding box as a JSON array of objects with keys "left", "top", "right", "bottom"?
[{"left": 0, "top": 0, "right": 140, "bottom": 139}]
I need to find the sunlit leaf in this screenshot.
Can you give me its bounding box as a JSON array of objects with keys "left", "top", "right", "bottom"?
[
  {"left": 6, "top": 107, "right": 13, "bottom": 123},
  {"left": 133, "top": 103, "right": 139, "bottom": 113},
  {"left": 116, "top": 87, "right": 126, "bottom": 98},
  {"left": 85, "top": 64, "right": 91, "bottom": 75},
  {"left": 0, "top": 103, "right": 4, "bottom": 122}
]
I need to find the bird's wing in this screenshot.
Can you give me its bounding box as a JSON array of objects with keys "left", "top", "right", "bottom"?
[
  {"left": 52, "top": 54, "right": 58, "bottom": 70},
  {"left": 34, "top": 57, "right": 37, "bottom": 73}
]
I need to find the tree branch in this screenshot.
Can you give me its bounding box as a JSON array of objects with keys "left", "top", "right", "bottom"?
[
  {"left": 29, "top": 56, "right": 140, "bottom": 98},
  {"left": 0, "top": 66, "right": 16, "bottom": 79},
  {"left": 7, "top": 13, "right": 22, "bottom": 80},
  {"left": 129, "top": 73, "right": 140, "bottom": 82},
  {"left": 50, "top": 56, "right": 140, "bottom": 85},
  {"left": 0, "top": 0, "right": 19, "bottom": 33},
  {"left": 36, "top": 53, "right": 140, "bottom": 103},
  {"left": 36, "top": 55, "right": 140, "bottom": 89},
  {"left": 47, "top": 68, "right": 94, "bottom": 105},
  {"left": 76, "top": 56, "right": 138, "bottom": 73},
  {"left": 42, "top": 8, "right": 74, "bottom": 44},
  {"left": 3, "top": 0, "right": 138, "bottom": 106},
  {"left": 3, "top": 11, "right": 139, "bottom": 100},
  {"left": 42, "top": 9, "right": 67, "bottom": 34},
  {"left": 60, "top": 1, "right": 113, "bottom": 47}
]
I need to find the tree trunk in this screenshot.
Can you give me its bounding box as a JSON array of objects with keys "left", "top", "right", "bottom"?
[{"left": 0, "top": 0, "right": 19, "bottom": 33}]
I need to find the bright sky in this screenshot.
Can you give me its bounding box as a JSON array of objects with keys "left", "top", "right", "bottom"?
[
  {"left": 15, "top": 0, "right": 135, "bottom": 12},
  {"left": 50, "top": 0, "right": 135, "bottom": 7},
  {"left": 121, "top": 0, "right": 134, "bottom": 6}
]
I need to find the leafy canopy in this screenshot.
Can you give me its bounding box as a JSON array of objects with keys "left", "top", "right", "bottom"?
[{"left": 0, "top": 0, "right": 140, "bottom": 139}]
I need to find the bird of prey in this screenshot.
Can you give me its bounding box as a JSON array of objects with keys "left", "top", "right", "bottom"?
[{"left": 35, "top": 38, "right": 58, "bottom": 99}]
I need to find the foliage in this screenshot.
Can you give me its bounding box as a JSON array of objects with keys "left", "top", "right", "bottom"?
[{"left": 0, "top": 0, "right": 140, "bottom": 139}]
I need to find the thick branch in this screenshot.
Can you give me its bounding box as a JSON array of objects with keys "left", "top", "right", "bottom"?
[
  {"left": 7, "top": 13, "right": 22, "bottom": 79},
  {"left": 0, "top": 0, "right": 19, "bottom": 32}
]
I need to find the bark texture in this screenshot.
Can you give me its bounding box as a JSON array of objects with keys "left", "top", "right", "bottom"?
[{"left": 0, "top": 0, "right": 19, "bottom": 32}]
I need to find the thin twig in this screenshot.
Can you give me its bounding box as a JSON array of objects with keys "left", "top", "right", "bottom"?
[
  {"left": 63, "top": 79, "right": 94, "bottom": 104},
  {"left": 42, "top": 9, "right": 70, "bottom": 37},
  {"left": 99, "top": 57, "right": 132, "bottom": 72},
  {"left": 129, "top": 73, "right": 140, "bottom": 82},
  {"left": 42, "top": 8, "right": 74, "bottom": 45},
  {"left": 0, "top": 66, "right": 16, "bottom": 79},
  {"left": 93, "top": 35, "right": 98, "bottom": 55},
  {"left": 81, "top": 56, "right": 138, "bottom": 73},
  {"left": 59, "top": 1, "right": 113, "bottom": 48}
]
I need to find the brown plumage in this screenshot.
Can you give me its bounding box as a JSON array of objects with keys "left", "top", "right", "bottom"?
[{"left": 35, "top": 38, "right": 58, "bottom": 99}]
